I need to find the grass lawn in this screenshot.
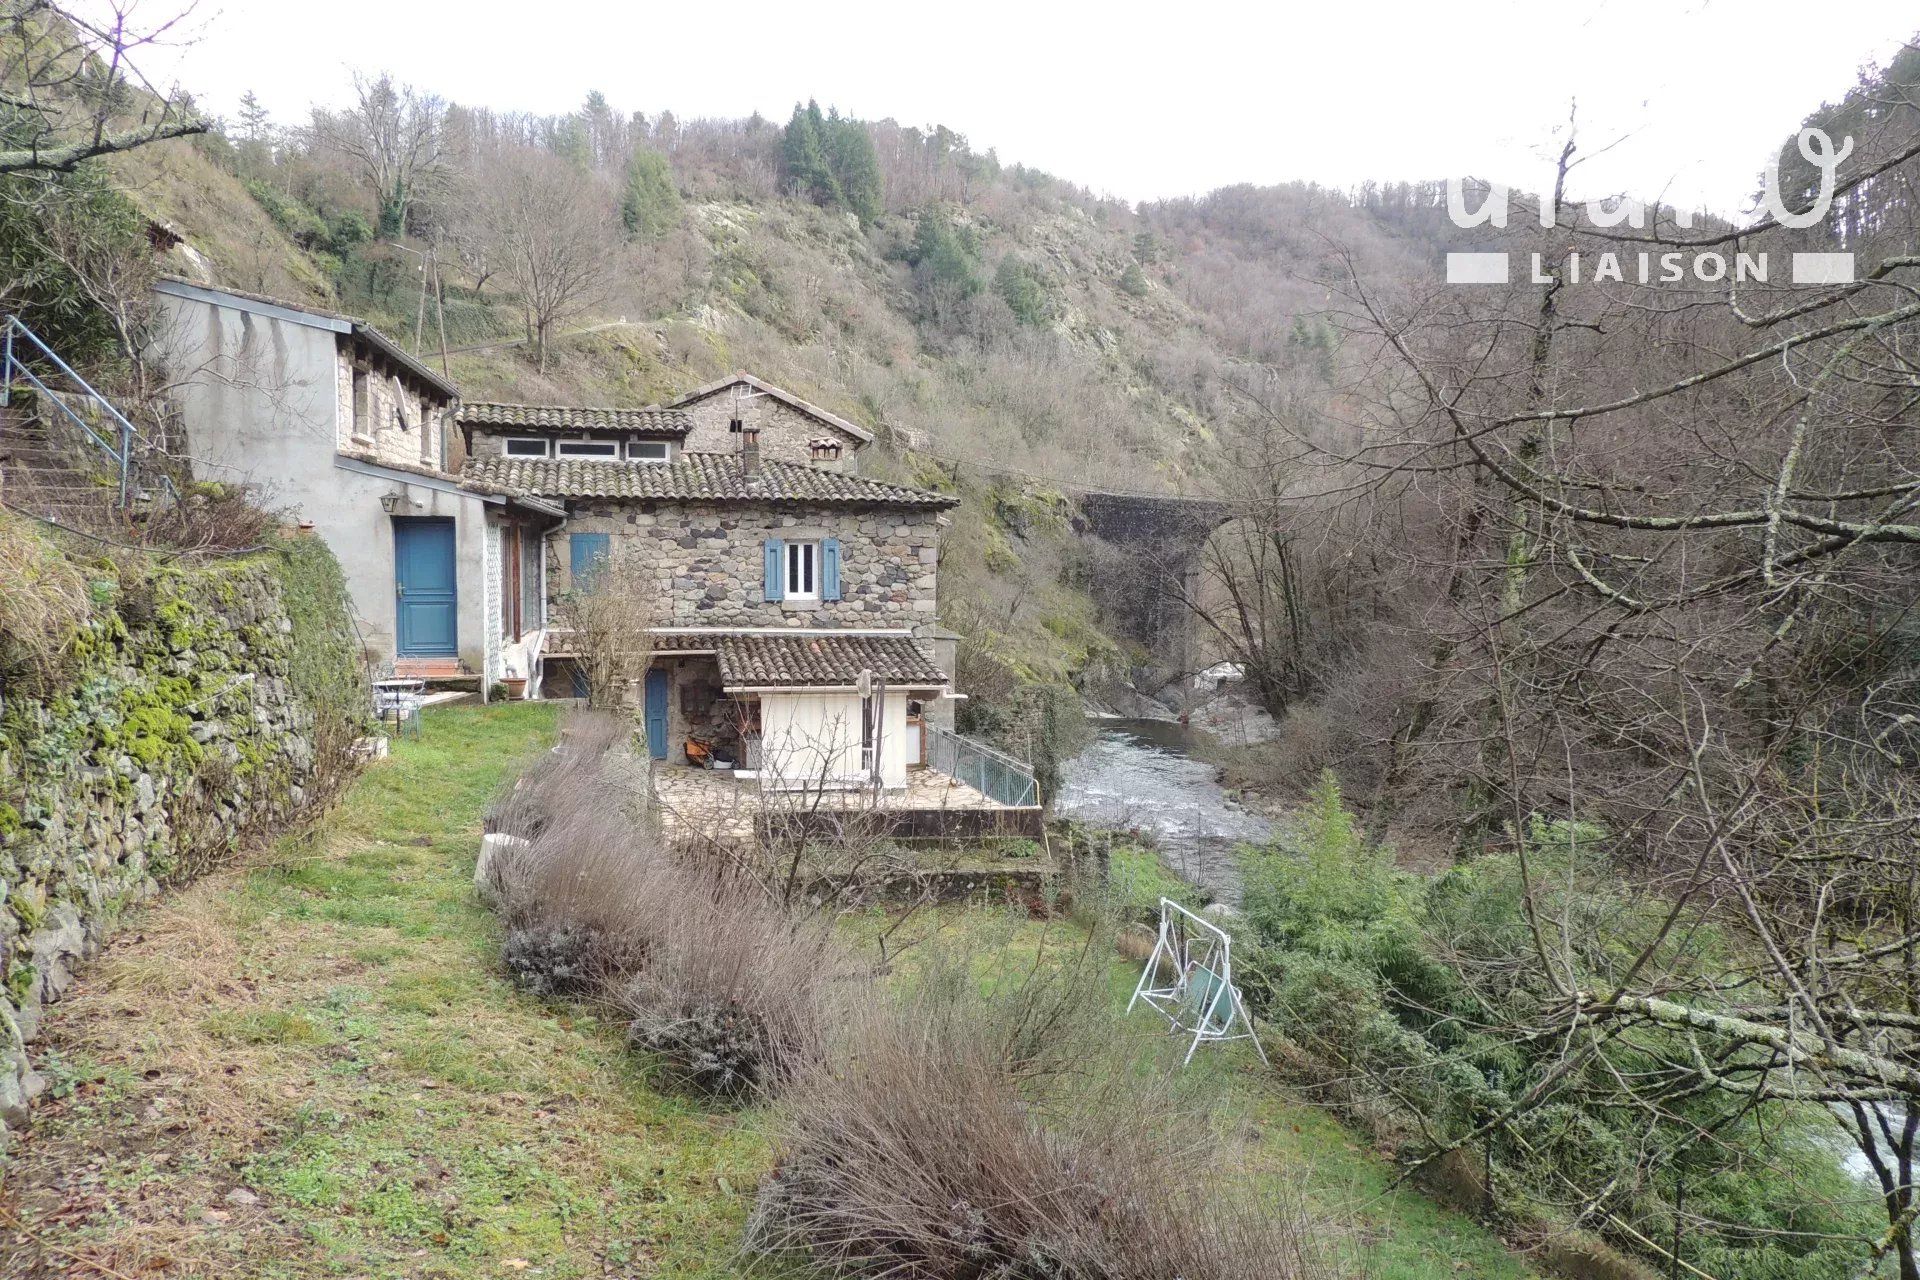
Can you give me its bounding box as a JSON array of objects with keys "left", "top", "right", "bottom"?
[
  {"left": 0, "top": 702, "right": 765, "bottom": 1279},
  {"left": 0, "top": 702, "right": 1538, "bottom": 1279}
]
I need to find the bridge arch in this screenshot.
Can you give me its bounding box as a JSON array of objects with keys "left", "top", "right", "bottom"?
[{"left": 1075, "top": 492, "right": 1231, "bottom": 677}]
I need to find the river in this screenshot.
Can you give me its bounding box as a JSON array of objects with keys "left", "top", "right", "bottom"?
[{"left": 1053, "top": 717, "right": 1274, "bottom": 904}]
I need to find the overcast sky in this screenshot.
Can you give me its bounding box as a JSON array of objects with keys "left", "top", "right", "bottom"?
[{"left": 138, "top": 0, "right": 1916, "bottom": 217}]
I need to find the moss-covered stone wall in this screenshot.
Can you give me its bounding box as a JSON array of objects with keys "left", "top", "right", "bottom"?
[{"left": 0, "top": 536, "right": 362, "bottom": 1152}]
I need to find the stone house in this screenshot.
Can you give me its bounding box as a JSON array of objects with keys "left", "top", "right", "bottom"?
[
  {"left": 666, "top": 372, "right": 875, "bottom": 468},
  {"left": 150, "top": 279, "right": 559, "bottom": 686},
  {"left": 146, "top": 279, "right": 1006, "bottom": 800},
  {"left": 459, "top": 395, "right": 964, "bottom": 791}
]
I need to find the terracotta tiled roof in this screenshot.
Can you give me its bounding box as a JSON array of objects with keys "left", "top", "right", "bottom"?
[
  {"left": 457, "top": 402, "right": 691, "bottom": 434},
  {"left": 715, "top": 633, "right": 949, "bottom": 689},
  {"left": 461, "top": 454, "right": 957, "bottom": 508}
]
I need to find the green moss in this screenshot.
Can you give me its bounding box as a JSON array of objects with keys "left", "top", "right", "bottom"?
[
  {"left": 0, "top": 801, "right": 19, "bottom": 836},
  {"left": 9, "top": 883, "right": 46, "bottom": 930}
]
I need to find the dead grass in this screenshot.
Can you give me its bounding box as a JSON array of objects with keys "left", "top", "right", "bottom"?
[
  {"left": 0, "top": 703, "right": 767, "bottom": 1279},
  {"left": 749, "top": 933, "right": 1349, "bottom": 1280},
  {"left": 0, "top": 509, "right": 93, "bottom": 690}
]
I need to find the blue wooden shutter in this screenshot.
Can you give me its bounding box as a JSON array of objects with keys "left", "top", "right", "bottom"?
[
  {"left": 569, "top": 532, "right": 609, "bottom": 590},
  {"left": 821, "top": 538, "right": 842, "bottom": 602},
  {"left": 763, "top": 538, "right": 785, "bottom": 602}
]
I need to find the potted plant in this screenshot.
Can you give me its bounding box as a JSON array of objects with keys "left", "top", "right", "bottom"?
[{"left": 499, "top": 663, "right": 528, "bottom": 700}]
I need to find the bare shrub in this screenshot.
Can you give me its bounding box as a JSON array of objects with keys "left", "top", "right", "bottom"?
[
  {"left": 617, "top": 895, "right": 843, "bottom": 1100},
  {"left": 0, "top": 509, "right": 92, "bottom": 694},
  {"left": 485, "top": 709, "right": 634, "bottom": 843},
  {"left": 485, "top": 709, "right": 855, "bottom": 1096},
  {"left": 750, "top": 936, "right": 1343, "bottom": 1280},
  {"left": 555, "top": 551, "right": 654, "bottom": 712},
  {"left": 501, "top": 921, "right": 605, "bottom": 999}
]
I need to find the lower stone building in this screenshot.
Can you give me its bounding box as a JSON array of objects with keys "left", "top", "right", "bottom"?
[{"left": 460, "top": 405, "right": 973, "bottom": 794}]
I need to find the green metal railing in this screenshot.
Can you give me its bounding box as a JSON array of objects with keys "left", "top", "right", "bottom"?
[{"left": 928, "top": 726, "right": 1040, "bottom": 807}]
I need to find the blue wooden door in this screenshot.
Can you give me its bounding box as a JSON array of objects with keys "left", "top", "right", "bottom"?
[
  {"left": 644, "top": 668, "right": 669, "bottom": 760},
  {"left": 394, "top": 518, "right": 457, "bottom": 656}
]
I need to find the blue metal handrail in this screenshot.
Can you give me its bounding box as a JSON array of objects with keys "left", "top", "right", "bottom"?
[{"left": 2, "top": 314, "right": 154, "bottom": 506}]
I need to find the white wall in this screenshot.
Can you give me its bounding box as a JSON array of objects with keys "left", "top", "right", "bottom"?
[
  {"left": 153, "top": 292, "right": 493, "bottom": 677},
  {"left": 761, "top": 690, "right": 912, "bottom": 789}
]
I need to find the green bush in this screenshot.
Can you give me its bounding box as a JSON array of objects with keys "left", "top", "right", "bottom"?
[{"left": 1236, "top": 773, "right": 1875, "bottom": 1278}]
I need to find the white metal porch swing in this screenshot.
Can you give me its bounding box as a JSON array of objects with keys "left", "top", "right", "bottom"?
[{"left": 1127, "top": 897, "right": 1269, "bottom": 1066}]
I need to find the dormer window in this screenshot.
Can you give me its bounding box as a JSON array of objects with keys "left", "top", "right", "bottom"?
[
  {"left": 504, "top": 438, "right": 550, "bottom": 458},
  {"left": 556, "top": 440, "right": 619, "bottom": 459},
  {"left": 628, "top": 440, "right": 669, "bottom": 463}
]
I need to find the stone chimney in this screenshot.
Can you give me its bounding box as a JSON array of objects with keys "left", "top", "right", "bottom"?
[
  {"left": 808, "top": 436, "right": 843, "bottom": 472},
  {"left": 740, "top": 419, "right": 761, "bottom": 478}
]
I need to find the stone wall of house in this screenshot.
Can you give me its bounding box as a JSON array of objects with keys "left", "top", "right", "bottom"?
[
  {"left": 550, "top": 501, "right": 940, "bottom": 627},
  {"left": 334, "top": 348, "right": 450, "bottom": 472},
  {"left": 676, "top": 388, "right": 866, "bottom": 470},
  {"left": 0, "top": 540, "right": 362, "bottom": 1158}
]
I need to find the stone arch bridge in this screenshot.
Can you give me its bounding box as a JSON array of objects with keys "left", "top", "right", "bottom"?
[{"left": 1073, "top": 491, "right": 1231, "bottom": 678}]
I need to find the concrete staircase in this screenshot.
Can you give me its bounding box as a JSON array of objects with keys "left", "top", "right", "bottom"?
[{"left": 0, "top": 401, "right": 121, "bottom": 529}]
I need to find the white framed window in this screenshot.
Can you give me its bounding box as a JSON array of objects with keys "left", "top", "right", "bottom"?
[
  {"left": 504, "top": 438, "right": 550, "bottom": 458},
  {"left": 627, "top": 440, "right": 669, "bottom": 463},
  {"left": 784, "top": 540, "right": 819, "bottom": 601},
  {"left": 557, "top": 439, "right": 619, "bottom": 459}
]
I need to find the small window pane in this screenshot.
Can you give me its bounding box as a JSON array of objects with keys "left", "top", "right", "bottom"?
[
  {"left": 628, "top": 440, "right": 669, "bottom": 462},
  {"left": 785, "top": 542, "right": 817, "bottom": 598},
  {"left": 557, "top": 440, "right": 619, "bottom": 458},
  {"left": 504, "top": 438, "right": 549, "bottom": 457}
]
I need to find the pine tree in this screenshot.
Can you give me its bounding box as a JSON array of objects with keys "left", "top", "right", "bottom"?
[
  {"left": 825, "top": 113, "right": 883, "bottom": 225},
  {"left": 911, "top": 209, "right": 981, "bottom": 298},
  {"left": 237, "top": 90, "right": 269, "bottom": 142},
  {"left": 782, "top": 102, "right": 885, "bottom": 224},
  {"left": 996, "top": 255, "right": 1050, "bottom": 323},
  {"left": 620, "top": 148, "right": 681, "bottom": 239},
  {"left": 781, "top": 101, "right": 839, "bottom": 206},
  {"left": 550, "top": 116, "right": 592, "bottom": 171}
]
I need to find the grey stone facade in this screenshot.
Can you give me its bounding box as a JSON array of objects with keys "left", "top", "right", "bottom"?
[
  {"left": 550, "top": 501, "right": 941, "bottom": 627},
  {"left": 334, "top": 346, "right": 452, "bottom": 471},
  {"left": 672, "top": 381, "right": 869, "bottom": 471}
]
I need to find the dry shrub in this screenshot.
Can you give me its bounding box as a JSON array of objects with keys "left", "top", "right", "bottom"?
[
  {"left": 617, "top": 892, "right": 843, "bottom": 1099},
  {"left": 485, "top": 709, "right": 852, "bottom": 1097},
  {"left": 141, "top": 480, "right": 281, "bottom": 553},
  {"left": 486, "top": 709, "right": 635, "bottom": 843},
  {"left": 749, "top": 935, "right": 1346, "bottom": 1280},
  {"left": 0, "top": 508, "right": 93, "bottom": 690}
]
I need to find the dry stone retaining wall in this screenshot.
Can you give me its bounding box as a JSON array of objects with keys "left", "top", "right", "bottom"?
[{"left": 0, "top": 540, "right": 361, "bottom": 1155}]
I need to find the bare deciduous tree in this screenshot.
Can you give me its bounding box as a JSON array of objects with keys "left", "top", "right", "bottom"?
[
  {"left": 465, "top": 145, "right": 617, "bottom": 371},
  {"left": 0, "top": 0, "right": 205, "bottom": 175},
  {"left": 310, "top": 72, "right": 445, "bottom": 237}
]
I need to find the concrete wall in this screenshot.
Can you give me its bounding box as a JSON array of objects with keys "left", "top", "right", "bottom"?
[
  {"left": 153, "top": 294, "right": 493, "bottom": 676},
  {"left": 552, "top": 501, "right": 939, "bottom": 628},
  {"left": 676, "top": 385, "right": 865, "bottom": 470}
]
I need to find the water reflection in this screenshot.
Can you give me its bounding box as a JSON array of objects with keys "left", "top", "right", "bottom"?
[{"left": 1054, "top": 718, "right": 1273, "bottom": 904}]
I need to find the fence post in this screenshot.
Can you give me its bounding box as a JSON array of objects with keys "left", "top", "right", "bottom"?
[{"left": 118, "top": 418, "right": 132, "bottom": 506}]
